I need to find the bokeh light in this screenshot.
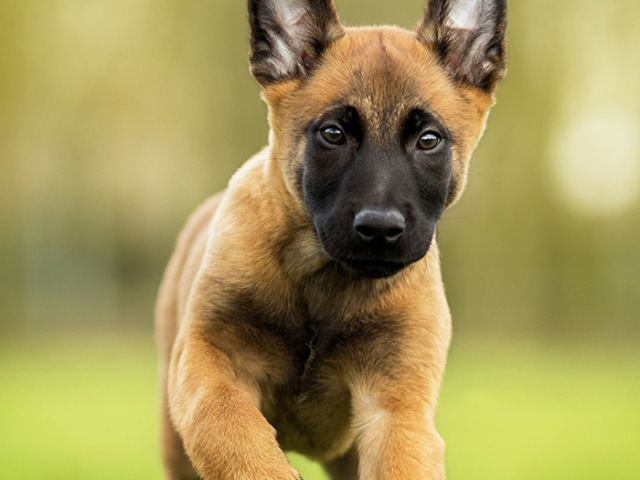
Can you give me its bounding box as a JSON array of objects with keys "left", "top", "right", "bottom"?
[{"left": 552, "top": 108, "right": 640, "bottom": 217}]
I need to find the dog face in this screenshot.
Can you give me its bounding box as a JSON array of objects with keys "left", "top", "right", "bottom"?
[{"left": 249, "top": 0, "right": 507, "bottom": 278}]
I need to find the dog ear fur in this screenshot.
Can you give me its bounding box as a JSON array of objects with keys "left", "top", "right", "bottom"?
[
  {"left": 417, "top": 0, "right": 507, "bottom": 93},
  {"left": 248, "top": 0, "right": 344, "bottom": 86}
]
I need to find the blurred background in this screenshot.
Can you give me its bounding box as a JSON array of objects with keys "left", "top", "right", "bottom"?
[{"left": 1, "top": 0, "right": 638, "bottom": 479}]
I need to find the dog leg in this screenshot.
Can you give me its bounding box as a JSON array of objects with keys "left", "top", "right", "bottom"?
[
  {"left": 160, "top": 385, "right": 201, "bottom": 480},
  {"left": 322, "top": 445, "right": 359, "bottom": 480},
  {"left": 168, "top": 334, "right": 301, "bottom": 480},
  {"left": 352, "top": 385, "right": 445, "bottom": 480}
]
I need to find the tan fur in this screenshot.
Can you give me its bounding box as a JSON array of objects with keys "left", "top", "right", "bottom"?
[{"left": 157, "top": 25, "right": 497, "bottom": 480}]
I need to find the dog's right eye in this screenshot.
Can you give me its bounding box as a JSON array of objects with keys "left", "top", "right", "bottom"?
[{"left": 320, "top": 126, "right": 346, "bottom": 146}]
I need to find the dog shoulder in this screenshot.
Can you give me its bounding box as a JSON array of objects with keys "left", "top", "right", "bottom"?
[{"left": 155, "top": 191, "right": 225, "bottom": 353}]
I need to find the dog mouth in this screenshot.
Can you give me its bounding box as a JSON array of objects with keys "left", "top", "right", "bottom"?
[
  {"left": 340, "top": 258, "right": 408, "bottom": 279},
  {"left": 313, "top": 222, "right": 433, "bottom": 279}
]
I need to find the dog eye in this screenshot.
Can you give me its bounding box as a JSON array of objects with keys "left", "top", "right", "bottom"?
[
  {"left": 417, "top": 131, "right": 441, "bottom": 151},
  {"left": 320, "top": 126, "right": 346, "bottom": 145}
]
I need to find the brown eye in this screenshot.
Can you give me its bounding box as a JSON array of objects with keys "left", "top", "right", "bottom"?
[
  {"left": 417, "top": 131, "right": 441, "bottom": 151},
  {"left": 320, "top": 126, "right": 345, "bottom": 145}
]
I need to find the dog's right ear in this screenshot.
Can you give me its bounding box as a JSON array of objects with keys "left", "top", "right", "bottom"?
[{"left": 248, "top": 0, "right": 344, "bottom": 87}]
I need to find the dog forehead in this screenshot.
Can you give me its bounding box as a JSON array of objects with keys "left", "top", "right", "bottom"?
[{"left": 285, "top": 27, "right": 465, "bottom": 138}]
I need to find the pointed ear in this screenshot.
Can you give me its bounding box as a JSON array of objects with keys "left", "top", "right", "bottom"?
[
  {"left": 248, "top": 0, "right": 344, "bottom": 87},
  {"left": 417, "top": 0, "right": 508, "bottom": 93}
]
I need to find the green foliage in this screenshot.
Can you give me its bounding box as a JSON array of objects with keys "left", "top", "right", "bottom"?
[{"left": 1, "top": 0, "right": 639, "bottom": 337}]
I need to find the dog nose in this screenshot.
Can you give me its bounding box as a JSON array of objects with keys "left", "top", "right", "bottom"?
[{"left": 353, "top": 208, "right": 406, "bottom": 244}]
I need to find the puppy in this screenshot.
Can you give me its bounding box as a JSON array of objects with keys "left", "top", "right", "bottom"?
[{"left": 156, "top": 1, "right": 507, "bottom": 478}]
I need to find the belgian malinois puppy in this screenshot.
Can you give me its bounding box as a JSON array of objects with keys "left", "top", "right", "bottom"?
[{"left": 156, "top": 0, "right": 507, "bottom": 478}]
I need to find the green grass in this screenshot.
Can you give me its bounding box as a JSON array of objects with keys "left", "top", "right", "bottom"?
[
  {"left": 440, "top": 338, "right": 640, "bottom": 479},
  {"left": 1, "top": 333, "right": 638, "bottom": 479}
]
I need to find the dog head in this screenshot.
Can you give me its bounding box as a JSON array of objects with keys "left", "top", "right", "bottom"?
[{"left": 249, "top": 0, "right": 507, "bottom": 278}]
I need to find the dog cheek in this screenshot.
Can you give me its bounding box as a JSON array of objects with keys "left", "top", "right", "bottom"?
[
  {"left": 444, "top": 159, "right": 470, "bottom": 208},
  {"left": 445, "top": 175, "right": 460, "bottom": 207},
  {"left": 301, "top": 147, "right": 349, "bottom": 218},
  {"left": 415, "top": 166, "right": 452, "bottom": 217},
  {"left": 294, "top": 162, "right": 305, "bottom": 200},
  {"left": 302, "top": 166, "right": 336, "bottom": 217}
]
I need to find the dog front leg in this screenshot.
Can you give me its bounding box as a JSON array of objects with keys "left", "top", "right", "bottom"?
[
  {"left": 352, "top": 384, "right": 446, "bottom": 480},
  {"left": 168, "top": 334, "right": 301, "bottom": 480}
]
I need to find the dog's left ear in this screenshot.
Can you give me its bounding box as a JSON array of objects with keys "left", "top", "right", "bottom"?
[
  {"left": 417, "top": 0, "right": 507, "bottom": 93},
  {"left": 248, "top": 0, "right": 344, "bottom": 87}
]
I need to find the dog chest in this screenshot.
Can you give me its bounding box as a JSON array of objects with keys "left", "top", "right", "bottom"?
[{"left": 204, "top": 285, "right": 403, "bottom": 459}]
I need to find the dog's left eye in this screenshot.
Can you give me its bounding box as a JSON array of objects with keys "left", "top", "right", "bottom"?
[
  {"left": 417, "top": 131, "right": 442, "bottom": 151},
  {"left": 320, "top": 126, "right": 346, "bottom": 145}
]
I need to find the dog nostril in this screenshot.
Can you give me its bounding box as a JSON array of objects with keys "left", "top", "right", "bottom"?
[
  {"left": 353, "top": 209, "right": 406, "bottom": 244},
  {"left": 355, "top": 225, "right": 376, "bottom": 242},
  {"left": 385, "top": 227, "right": 404, "bottom": 242}
]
